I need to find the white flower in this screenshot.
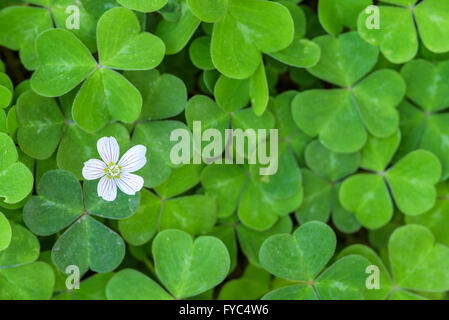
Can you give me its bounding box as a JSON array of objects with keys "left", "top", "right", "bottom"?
[{"left": 82, "top": 137, "right": 147, "bottom": 202}]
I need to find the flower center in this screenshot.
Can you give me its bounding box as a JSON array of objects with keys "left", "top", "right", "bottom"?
[{"left": 104, "top": 162, "right": 122, "bottom": 179}]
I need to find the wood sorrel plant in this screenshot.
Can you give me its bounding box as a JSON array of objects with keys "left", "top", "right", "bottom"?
[{"left": 0, "top": 0, "right": 449, "bottom": 301}]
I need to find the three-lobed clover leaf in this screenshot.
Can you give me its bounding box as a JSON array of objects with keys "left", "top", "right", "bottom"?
[
  {"left": 340, "top": 132, "right": 441, "bottom": 229},
  {"left": 23, "top": 169, "right": 140, "bottom": 274},
  {"left": 0, "top": 132, "right": 33, "bottom": 204},
  {"left": 292, "top": 32, "right": 406, "bottom": 153},
  {"left": 358, "top": 0, "right": 449, "bottom": 64},
  {"left": 106, "top": 229, "right": 230, "bottom": 300},
  {"left": 259, "top": 221, "right": 371, "bottom": 300},
  {"left": 30, "top": 7, "right": 165, "bottom": 133}
]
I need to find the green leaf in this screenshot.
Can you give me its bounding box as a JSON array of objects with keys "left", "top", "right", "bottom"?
[
  {"left": 132, "top": 120, "right": 192, "bottom": 187},
  {"left": 153, "top": 229, "right": 230, "bottom": 298},
  {"left": 156, "top": 0, "right": 201, "bottom": 55},
  {"left": 389, "top": 224, "right": 449, "bottom": 291},
  {"left": 0, "top": 211, "right": 11, "bottom": 251},
  {"left": 414, "top": 0, "right": 449, "bottom": 54},
  {"left": 400, "top": 59, "right": 449, "bottom": 112},
  {"left": 259, "top": 221, "right": 336, "bottom": 281},
  {"left": 189, "top": 36, "right": 214, "bottom": 70},
  {"left": 269, "top": 38, "right": 321, "bottom": 68},
  {"left": 340, "top": 174, "right": 393, "bottom": 229},
  {"left": 0, "top": 223, "right": 54, "bottom": 300},
  {"left": 0, "top": 132, "right": 33, "bottom": 204},
  {"left": 52, "top": 214, "right": 126, "bottom": 274},
  {"left": 160, "top": 195, "right": 217, "bottom": 235},
  {"left": 318, "top": 0, "right": 372, "bottom": 35},
  {"left": 125, "top": 69, "right": 187, "bottom": 120},
  {"left": 338, "top": 244, "right": 393, "bottom": 300},
  {"left": 106, "top": 269, "right": 173, "bottom": 300},
  {"left": 0, "top": 261, "right": 54, "bottom": 300},
  {"left": 305, "top": 140, "right": 359, "bottom": 181},
  {"left": 314, "top": 255, "right": 371, "bottom": 300},
  {"left": 211, "top": 0, "right": 294, "bottom": 79},
  {"left": 214, "top": 76, "right": 250, "bottom": 112},
  {"left": 249, "top": 61, "right": 269, "bottom": 116},
  {"left": 0, "top": 6, "right": 53, "bottom": 70},
  {"left": 237, "top": 216, "right": 293, "bottom": 266},
  {"left": 117, "top": 0, "right": 168, "bottom": 12},
  {"left": 97, "top": 7, "right": 165, "bottom": 70},
  {"left": 386, "top": 150, "right": 441, "bottom": 215},
  {"left": 119, "top": 189, "right": 161, "bottom": 246},
  {"left": 31, "top": 29, "right": 97, "bottom": 97},
  {"left": 358, "top": 5, "right": 417, "bottom": 64},
  {"left": 155, "top": 164, "right": 203, "bottom": 199},
  {"left": 23, "top": 170, "right": 83, "bottom": 236},
  {"left": 406, "top": 182, "right": 449, "bottom": 247},
  {"left": 201, "top": 164, "right": 246, "bottom": 218},
  {"left": 84, "top": 180, "right": 140, "bottom": 219},
  {"left": 187, "top": 0, "right": 228, "bottom": 23},
  {"left": 307, "top": 32, "right": 378, "bottom": 87},
  {"left": 16, "top": 91, "right": 65, "bottom": 159},
  {"left": 72, "top": 68, "right": 142, "bottom": 132}
]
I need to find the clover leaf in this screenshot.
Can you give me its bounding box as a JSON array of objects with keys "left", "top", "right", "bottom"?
[
  {"left": 340, "top": 132, "right": 441, "bottom": 229},
  {"left": 260, "top": 221, "right": 371, "bottom": 300},
  {"left": 318, "top": 0, "right": 372, "bottom": 35},
  {"left": 406, "top": 182, "right": 449, "bottom": 246},
  {"left": 0, "top": 211, "right": 11, "bottom": 251},
  {"left": 211, "top": 0, "right": 295, "bottom": 79},
  {"left": 292, "top": 32, "right": 406, "bottom": 153},
  {"left": 340, "top": 224, "right": 449, "bottom": 299},
  {"left": 396, "top": 59, "right": 449, "bottom": 179},
  {"left": 31, "top": 7, "right": 165, "bottom": 132},
  {"left": 117, "top": 0, "right": 168, "bottom": 12},
  {"left": 0, "top": 72, "right": 13, "bottom": 108},
  {"left": 358, "top": 0, "right": 449, "bottom": 64},
  {"left": 0, "top": 132, "right": 33, "bottom": 204},
  {"left": 153, "top": 229, "right": 230, "bottom": 299},
  {"left": 106, "top": 269, "right": 173, "bottom": 300},
  {"left": 268, "top": 1, "right": 321, "bottom": 69},
  {"left": 23, "top": 169, "right": 140, "bottom": 274}
]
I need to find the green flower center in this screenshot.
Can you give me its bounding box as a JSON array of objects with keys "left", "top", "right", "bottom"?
[{"left": 104, "top": 162, "right": 122, "bottom": 179}]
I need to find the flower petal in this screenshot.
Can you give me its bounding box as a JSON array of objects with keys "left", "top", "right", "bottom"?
[
  {"left": 82, "top": 159, "right": 106, "bottom": 180},
  {"left": 115, "top": 173, "right": 144, "bottom": 195},
  {"left": 97, "top": 176, "right": 117, "bottom": 201},
  {"left": 97, "top": 136, "right": 120, "bottom": 164},
  {"left": 118, "top": 145, "right": 147, "bottom": 173}
]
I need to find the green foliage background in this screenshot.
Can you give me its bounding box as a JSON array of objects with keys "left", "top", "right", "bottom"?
[{"left": 1, "top": 0, "right": 449, "bottom": 300}]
